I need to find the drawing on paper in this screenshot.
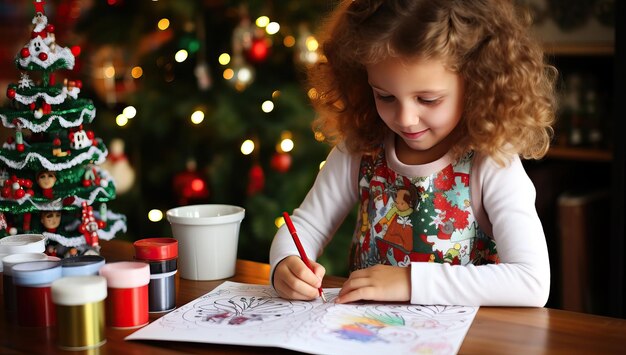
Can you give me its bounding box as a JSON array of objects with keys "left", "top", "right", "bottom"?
[
  {"left": 186, "top": 287, "right": 313, "bottom": 327},
  {"left": 156, "top": 283, "right": 315, "bottom": 332},
  {"left": 127, "top": 281, "right": 478, "bottom": 355}
]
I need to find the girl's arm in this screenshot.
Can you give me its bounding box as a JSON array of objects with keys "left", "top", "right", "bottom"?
[
  {"left": 269, "top": 145, "right": 361, "bottom": 285},
  {"left": 408, "top": 154, "right": 550, "bottom": 306}
]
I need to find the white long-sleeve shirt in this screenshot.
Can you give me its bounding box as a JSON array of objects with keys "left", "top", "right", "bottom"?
[{"left": 270, "top": 136, "right": 550, "bottom": 307}]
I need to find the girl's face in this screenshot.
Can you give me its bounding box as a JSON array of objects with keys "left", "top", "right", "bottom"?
[{"left": 366, "top": 57, "right": 464, "bottom": 164}]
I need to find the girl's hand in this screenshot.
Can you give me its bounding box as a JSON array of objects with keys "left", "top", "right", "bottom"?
[
  {"left": 274, "top": 255, "right": 326, "bottom": 301},
  {"left": 336, "top": 264, "right": 410, "bottom": 304}
]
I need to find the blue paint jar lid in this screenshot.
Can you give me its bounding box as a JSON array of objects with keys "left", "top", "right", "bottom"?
[
  {"left": 12, "top": 260, "right": 62, "bottom": 286},
  {"left": 61, "top": 255, "right": 106, "bottom": 276}
]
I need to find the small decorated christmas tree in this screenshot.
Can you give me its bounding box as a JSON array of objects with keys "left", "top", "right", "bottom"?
[{"left": 0, "top": 1, "right": 126, "bottom": 257}]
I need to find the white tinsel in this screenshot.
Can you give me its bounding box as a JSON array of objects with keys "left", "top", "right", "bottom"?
[
  {"left": 0, "top": 143, "right": 107, "bottom": 171},
  {"left": 0, "top": 107, "right": 96, "bottom": 132}
]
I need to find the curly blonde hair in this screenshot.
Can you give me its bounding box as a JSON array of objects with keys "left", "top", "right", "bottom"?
[{"left": 308, "top": 0, "right": 557, "bottom": 165}]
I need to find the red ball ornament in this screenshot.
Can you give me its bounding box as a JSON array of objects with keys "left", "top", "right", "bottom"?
[
  {"left": 247, "top": 164, "right": 265, "bottom": 196},
  {"left": 270, "top": 152, "right": 292, "bottom": 173},
  {"left": 14, "top": 189, "right": 25, "bottom": 199},
  {"left": 1, "top": 187, "right": 10, "bottom": 198},
  {"left": 46, "top": 24, "right": 55, "bottom": 33},
  {"left": 248, "top": 38, "right": 269, "bottom": 62},
  {"left": 71, "top": 46, "right": 81, "bottom": 57},
  {"left": 20, "top": 48, "right": 30, "bottom": 58},
  {"left": 172, "top": 161, "right": 209, "bottom": 205},
  {"left": 6, "top": 88, "right": 16, "bottom": 99},
  {"left": 53, "top": 137, "right": 61, "bottom": 146},
  {"left": 38, "top": 52, "right": 48, "bottom": 61},
  {"left": 16, "top": 144, "right": 25, "bottom": 152},
  {"left": 22, "top": 179, "right": 32, "bottom": 189}
]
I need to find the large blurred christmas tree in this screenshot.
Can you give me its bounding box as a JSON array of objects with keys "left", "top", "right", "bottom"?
[{"left": 54, "top": 0, "right": 355, "bottom": 275}]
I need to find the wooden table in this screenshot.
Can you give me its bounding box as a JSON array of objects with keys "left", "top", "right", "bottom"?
[{"left": 2, "top": 239, "right": 626, "bottom": 354}]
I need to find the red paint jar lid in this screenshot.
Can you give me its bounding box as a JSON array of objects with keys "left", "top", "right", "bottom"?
[{"left": 133, "top": 238, "right": 178, "bottom": 261}]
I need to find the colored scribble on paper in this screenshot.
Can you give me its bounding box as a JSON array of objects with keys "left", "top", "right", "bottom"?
[{"left": 305, "top": 303, "right": 476, "bottom": 350}]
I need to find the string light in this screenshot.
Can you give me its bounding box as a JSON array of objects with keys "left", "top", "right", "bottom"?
[
  {"left": 280, "top": 138, "right": 294, "bottom": 152},
  {"left": 123, "top": 106, "right": 137, "bottom": 119},
  {"left": 190, "top": 110, "right": 204, "bottom": 124},
  {"left": 261, "top": 100, "right": 274, "bottom": 113},
  {"left": 277, "top": 131, "right": 293, "bottom": 153},
  {"left": 265, "top": 22, "right": 280, "bottom": 35},
  {"left": 148, "top": 209, "right": 164, "bottom": 222},
  {"left": 104, "top": 66, "right": 115, "bottom": 79},
  {"left": 236, "top": 66, "right": 253, "bottom": 86},
  {"left": 175, "top": 49, "right": 188, "bottom": 63},
  {"left": 116, "top": 114, "right": 128, "bottom": 127},
  {"left": 319, "top": 160, "right": 326, "bottom": 170},
  {"left": 241, "top": 140, "right": 255, "bottom": 155},
  {"left": 283, "top": 36, "right": 296, "bottom": 48},
  {"left": 255, "top": 16, "right": 270, "bottom": 28},
  {"left": 305, "top": 36, "right": 319, "bottom": 51},
  {"left": 223, "top": 68, "right": 234, "bottom": 80},
  {"left": 218, "top": 53, "right": 231, "bottom": 65},
  {"left": 157, "top": 18, "right": 170, "bottom": 31},
  {"left": 131, "top": 66, "right": 143, "bottom": 79}
]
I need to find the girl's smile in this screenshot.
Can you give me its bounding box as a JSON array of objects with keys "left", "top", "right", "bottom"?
[{"left": 401, "top": 128, "right": 430, "bottom": 140}]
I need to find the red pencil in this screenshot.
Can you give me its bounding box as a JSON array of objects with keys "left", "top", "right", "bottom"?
[{"left": 282, "top": 212, "right": 327, "bottom": 302}]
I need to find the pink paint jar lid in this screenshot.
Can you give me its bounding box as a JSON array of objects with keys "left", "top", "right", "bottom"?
[
  {"left": 52, "top": 276, "right": 107, "bottom": 305},
  {"left": 99, "top": 261, "right": 150, "bottom": 288},
  {"left": 134, "top": 238, "right": 178, "bottom": 261}
]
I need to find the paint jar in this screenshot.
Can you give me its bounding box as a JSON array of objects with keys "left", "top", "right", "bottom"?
[
  {"left": 99, "top": 261, "right": 150, "bottom": 328},
  {"left": 52, "top": 276, "right": 107, "bottom": 350},
  {"left": 61, "top": 255, "right": 105, "bottom": 276},
  {"left": 0, "top": 234, "right": 46, "bottom": 272},
  {"left": 133, "top": 238, "right": 178, "bottom": 313},
  {"left": 12, "top": 260, "right": 62, "bottom": 327},
  {"left": 2, "top": 253, "right": 51, "bottom": 320}
]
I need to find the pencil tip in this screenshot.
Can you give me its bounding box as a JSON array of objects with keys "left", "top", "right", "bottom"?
[{"left": 321, "top": 291, "right": 328, "bottom": 303}]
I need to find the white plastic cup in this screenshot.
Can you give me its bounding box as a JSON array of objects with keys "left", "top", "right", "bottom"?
[{"left": 166, "top": 204, "right": 245, "bottom": 280}]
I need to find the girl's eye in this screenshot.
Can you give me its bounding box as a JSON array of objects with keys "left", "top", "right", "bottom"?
[
  {"left": 418, "top": 97, "right": 441, "bottom": 105},
  {"left": 375, "top": 94, "right": 395, "bottom": 102}
]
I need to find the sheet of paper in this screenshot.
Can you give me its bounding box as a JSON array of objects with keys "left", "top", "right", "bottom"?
[{"left": 126, "top": 281, "right": 478, "bottom": 355}]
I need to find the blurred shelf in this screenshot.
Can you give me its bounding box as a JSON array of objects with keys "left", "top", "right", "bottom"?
[
  {"left": 544, "top": 43, "right": 614, "bottom": 56},
  {"left": 547, "top": 146, "right": 613, "bottom": 162}
]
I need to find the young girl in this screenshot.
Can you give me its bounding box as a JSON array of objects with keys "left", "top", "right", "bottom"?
[{"left": 270, "top": 0, "right": 556, "bottom": 306}]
